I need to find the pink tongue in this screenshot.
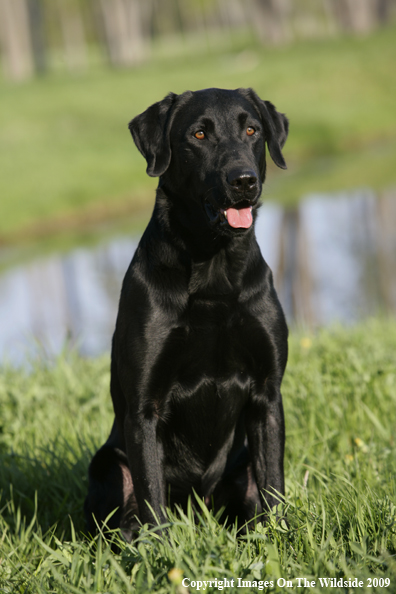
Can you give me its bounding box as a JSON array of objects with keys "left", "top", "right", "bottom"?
[{"left": 226, "top": 207, "right": 253, "bottom": 229}]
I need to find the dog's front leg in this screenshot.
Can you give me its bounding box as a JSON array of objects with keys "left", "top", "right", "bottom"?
[
  {"left": 246, "top": 383, "right": 285, "bottom": 517},
  {"left": 124, "top": 412, "right": 167, "bottom": 527}
]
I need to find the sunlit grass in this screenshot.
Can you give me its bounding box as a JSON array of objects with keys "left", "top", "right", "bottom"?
[
  {"left": 0, "top": 318, "right": 395, "bottom": 592},
  {"left": 0, "top": 26, "right": 395, "bottom": 238}
]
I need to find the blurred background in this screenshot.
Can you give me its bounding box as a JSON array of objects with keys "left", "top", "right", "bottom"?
[{"left": 0, "top": 0, "right": 395, "bottom": 365}]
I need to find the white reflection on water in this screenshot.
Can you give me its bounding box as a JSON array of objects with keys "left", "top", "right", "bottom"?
[{"left": 0, "top": 190, "right": 395, "bottom": 365}]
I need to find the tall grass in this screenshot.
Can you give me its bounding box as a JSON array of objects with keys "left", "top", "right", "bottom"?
[{"left": 0, "top": 318, "right": 395, "bottom": 592}]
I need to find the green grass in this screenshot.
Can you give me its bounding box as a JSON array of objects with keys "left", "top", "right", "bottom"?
[
  {"left": 1, "top": 318, "right": 396, "bottom": 592},
  {"left": 0, "top": 26, "right": 396, "bottom": 238}
]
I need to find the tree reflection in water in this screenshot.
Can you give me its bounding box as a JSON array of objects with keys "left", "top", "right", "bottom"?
[{"left": 0, "top": 190, "right": 395, "bottom": 365}]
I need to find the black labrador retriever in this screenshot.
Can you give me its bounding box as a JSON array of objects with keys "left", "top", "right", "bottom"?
[{"left": 85, "top": 87, "right": 289, "bottom": 540}]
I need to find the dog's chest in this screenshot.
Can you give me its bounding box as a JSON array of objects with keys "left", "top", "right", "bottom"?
[
  {"left": 161, "top": 296, "right": 270, "bottom": 396},
  {"left": 155, "top": 298, "right": 267, "bottom": 479}
]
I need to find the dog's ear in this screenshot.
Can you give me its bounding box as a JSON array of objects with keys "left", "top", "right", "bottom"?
[
  {"left": 262, "top": 99, "right": 289, "bottom": 169},
  {"left": 128, "top": 92, "right": 179, "bottom": 177},
  {"left": 245, "top": 89, "right": 289, "bottom": 170}
]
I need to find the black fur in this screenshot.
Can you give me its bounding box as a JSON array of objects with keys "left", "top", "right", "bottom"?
[{"left": 85, "top": 88, "right": 289, "bottom": 538}]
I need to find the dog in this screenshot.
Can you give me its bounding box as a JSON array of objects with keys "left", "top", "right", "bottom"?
[{"left": 84, "top": 87, "right": 289, "bottom": 540}]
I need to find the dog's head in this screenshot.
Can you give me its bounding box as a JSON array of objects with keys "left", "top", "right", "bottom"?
[{"left": 129, "top": 88, "right": 288, "bottom": 235}]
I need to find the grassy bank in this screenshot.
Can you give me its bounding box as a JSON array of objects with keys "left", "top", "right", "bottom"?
[
  {"left": 0, "top": 26, "right": 396, "bottom": 240},
  {"left": 0, "top": 318, "right": 395, "bottom": 592}
]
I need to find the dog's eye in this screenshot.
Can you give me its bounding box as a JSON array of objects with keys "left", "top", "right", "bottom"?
[
  {"left": 194, "top": 130, "right": 205, "bottom": 140},
  {"left": 246, "top": 127, "right": 255, "bottom": 136}
]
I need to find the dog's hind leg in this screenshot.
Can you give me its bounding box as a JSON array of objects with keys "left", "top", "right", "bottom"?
[
  {"left": 84, "top": 422, "right": 139, "bottom": 541},
  {"left": 212, "top": 451, "right": 263, "bottom": 532}
]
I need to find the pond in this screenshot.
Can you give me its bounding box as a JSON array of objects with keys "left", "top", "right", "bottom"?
[{"left": 1, "top": 189, "right": 395, "bottom": 366}]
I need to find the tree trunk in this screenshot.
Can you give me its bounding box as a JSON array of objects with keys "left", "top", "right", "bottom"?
[
  {"left": 0, "top": 0, "right": 34, "bottom": 81},
  {"left": 376, "top": 0, "right": 392, "bottom": 24},
  {"left": 27, "top": 0, "right": 47, "bottom": 74},
  {"left": 218, "top": 0, "right": 249, "bottom": 29},
  {"left": 330, "top": 0, "right": 381, "bottom": 33},
  {"left": 98, "top": 0, "right": 147, "bottom": 67},
  {"left": 346, "top": 0, "right": 376, "bottom": 33},
  {"left": 56, "top": 0, "right": 87, "bottom": 72},
  {"left": 250, "top": 0, "right": 292, "bottom": 45}
]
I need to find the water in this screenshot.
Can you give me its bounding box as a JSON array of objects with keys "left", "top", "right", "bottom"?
[{"left": 1, "top": 189, "right": 395, "bottom": 366}]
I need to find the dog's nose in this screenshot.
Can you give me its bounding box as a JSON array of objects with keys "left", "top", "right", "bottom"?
[{"left": 227, "top": 169, "right": 258, "bottom": 192}]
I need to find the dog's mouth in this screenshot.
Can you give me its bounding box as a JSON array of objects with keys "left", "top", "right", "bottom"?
[{"left": 205, "top": 200, "right": 254, "bottom": 229}]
